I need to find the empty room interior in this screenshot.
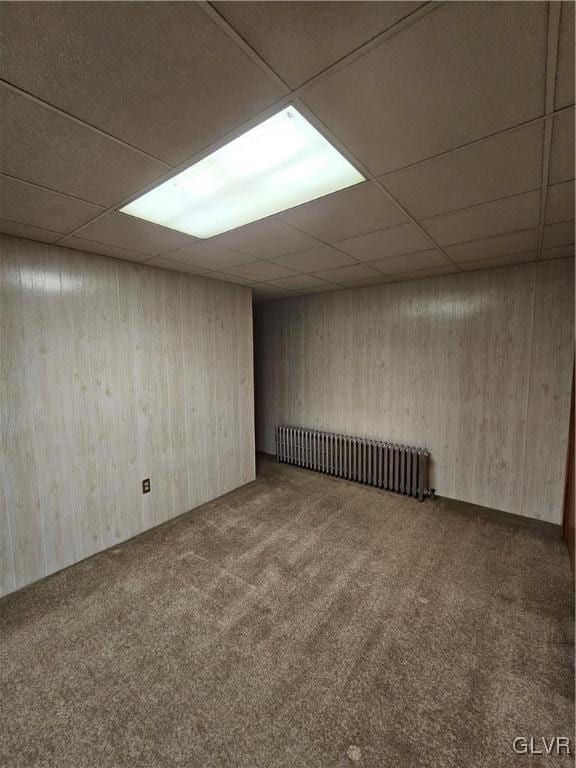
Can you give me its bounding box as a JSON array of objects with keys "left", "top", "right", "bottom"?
[{"left": 1, "top": 2, "right": 575, "bottom": 766}]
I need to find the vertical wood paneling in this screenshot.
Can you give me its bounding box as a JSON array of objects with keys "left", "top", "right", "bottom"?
[
  {"left": 522, "top": 259, "right": 575, "bottom": 522},
  {"left": 0, "top": 234, "right": 254, "bottom": 597},
  {"left": 19, "top": 250, "right": 82, "bottom": 574},
  {"left": 0, "top": 249, "right": 45, "bottom": 591},
  {"left": 113, "top": 261, "right": 147, "bottom": 547},
  {"left": 180, "top": 277, "right": 210, "bottom": 510},
  {"left": 237, "top": 289, "right": 255, "bottom": 486},
  {"left": 254, "top": 259, "right": 574, "bottom": 523}
]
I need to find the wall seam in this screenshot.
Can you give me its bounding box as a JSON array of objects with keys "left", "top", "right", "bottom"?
[
  {"left": 518, "top": 264, "right": 537, "bottom": 518},
  {"left": 178, "top": 279, "right": 192, "bottom": 510},
  {"left": 20, "top": 259, "right": 49, "bottom": 580}
]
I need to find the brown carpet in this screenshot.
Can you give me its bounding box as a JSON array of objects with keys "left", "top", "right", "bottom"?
[{"left": 1, "top": 455, "right": 573, "bottom": 767}]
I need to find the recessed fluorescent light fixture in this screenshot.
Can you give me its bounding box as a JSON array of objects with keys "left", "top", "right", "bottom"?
[{"left": 120, "top": 106, "right": 365, "bottom": 239}]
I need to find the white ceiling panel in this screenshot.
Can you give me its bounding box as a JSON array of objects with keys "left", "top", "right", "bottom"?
[
  {"left": 203, "top": 271, "right": 253, "bottom": 285},
  {"left": 313, "top": 263, "right": 383, "bottom": 284},
  {"left": 213, "top": 218, "right": 320, "bottom": 259},
  {"left": 337, "top": 222, "right": 432, "bottom": 262},
  {"left": 0, "top": 220, "right": 62, "bottom": 245},
  {"left": 381, "top": 122, "right": 543, "bottom": 220},
  {"left": 421, "top": 190, "right": 541, "bottom": 246},
  {"left": 340, "top": 276, "right": 396, "bottom": 288},
  {"left": 223, "top": 261, "right": 298, "bottom": 282},
  {"left": 271, "top": 245, "right": 357, "bottom": 273},
  {"left": 0, "top": 3, "right": 282, "bottom": 165},
  {"left": 143, "top": 257, "right": 210, "bottom": 275},
  {"left": 458, "top": 252, "right": 539, "bottom": 271},
  {"left": 213, "top": 2, "right": 424, "bottom": 88},
  {"left": 545, "top": 181, "right": 575, "bottom": 225},
  {"left": 268, "top": 274, "right": 331, "bottom": 291},
  {"left": 277, "top": 182, "right": 406, "bottom": 243},
  {"left": 392, "top": 264, "right": 459, "bottom": 281},
  {"left": 541, "top": 244, "right": 575, "bottom": 260},
  {"left": 302, "top": 2, "right": 546, "bottom": 175},
  {"left": 62, "top": 237, "right": 148, "bottom": 263},
  {"left": 294, "top": 283, "right": 346, "bottom": 295},
  {"left": 0, "top": 87, "right": 167, "bottom": 208},
  {"left": 549, "top": 110, "right": 575, "bottom": 185},
  {"left": 445, "top": 229, "right": 539, "bottom": 263},
  {"left": 69, "top": 212, "right": 196, "bottom": 257},
  {"left": 163, "top": 242, "right": 255, "bottom": 271},
  {"left": 0, "top": 175, "right": 103, "bottom": 234},
  {"left": 555, "top": 2, "right": 576, "bottom": 110},
  {"left": 542, "top": 220, "right": 575, "bottom": 248},
  {"left": 369, "top": 249, "right": 451, "bottom": 275}
]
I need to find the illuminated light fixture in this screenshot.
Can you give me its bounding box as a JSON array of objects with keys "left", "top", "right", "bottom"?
[{"left": 120, "top": 106, "right": 365, "bottom": 239}]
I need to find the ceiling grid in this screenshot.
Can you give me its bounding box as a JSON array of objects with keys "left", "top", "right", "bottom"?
[{"left": 0, "top": 0, "right": 573, "bottom": 299}]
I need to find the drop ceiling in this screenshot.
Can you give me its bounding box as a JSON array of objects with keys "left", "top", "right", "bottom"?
[{"left": 0, "top": 1, "right": 574, "bottom": 301}]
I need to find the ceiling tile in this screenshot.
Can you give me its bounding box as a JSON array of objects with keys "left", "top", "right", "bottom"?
[
  {"left": 370, "top": 248, "right": 450, "bottom": 275},
  {"left": 293, "top": 284, "right": 342, "bottom": 295},
  {"left": 458, "top": 252, "right": 537, "bottom": 271},
  {"left": 277, "top": 182, "right": 406, "bottom": 243},
  {"left": 271, "top": 245, "right": 357, "bottom": 273},
  {"left": 394, "top": 265, "right": 459, "bottom": 281},
  {"left": 340, "top": 275, "right": 396, "bottom": 288},
  {"left": 0, "top": 3, "right": 282, "bottom": 165},
  {"left": 555, "top": 2, "right": 575, "bottom": 110},
  {"left": 203, "top": 275, "right": 251, "bottom": 292},
  {"left": 224, "top": 261, "right": 297, "bottom": 282},
  {"left": 213, "top": 2, "right": 424, "bottom": 88},
  {"left": 249, "top": 283, "right": 286, "bottom": 296},
  {"left": 0, "top": 175, "right": 103, "bottom": 234},
  {"left": 545, "top": 181, "right": 575, "bottom": 225},
  {"left": 337, "top": 223, "right": 432, "bottom": 262},
  {"left": 0, "top": 220, "right": 61, "bottom": 245},
  {"left": 268, "top": 275, "right": 330, "bottom": 291},
  {"left": 445, "top": 229, "right": 539, "bottom": 263},
  {"left": 542, "top": 220, "right": 575, "bottom": 248},
  {"left": 61, "top": 237, "right": 148, "bottom": 263},
  {"left": 313, "top": 263, "right": 383, "bottom": 284},
  {"left": 203, "top": 271, "right": 253, "bottom": 286},
  {"left": 164, "top": 242, "right": 254, "bottom": 271},
  {"left": 70, "top": 213, "right": 196, "bottom": 256},
  {"left": 381, "top": 122, "right": 543, "bottom": 220},
  {"left": 549, "top": 110, "right": 575, "bottom": 185},
  {"left": 302, "top": 2, "right": 546, "bottom": 175},
  {"left": 213, "top": 219, "right": 320, "bottom": 259},
  {"left": 0, "top": 87, "right": 167, "bottom": 208},
  {"left": 541, "top": 244, "right": 575, "bottom": 260},
  {"left": 143, "top": 257, "right": 210, "bottom": 275},
  {"left": 421, "top": 190, "right": 540, "bottom": 246}
]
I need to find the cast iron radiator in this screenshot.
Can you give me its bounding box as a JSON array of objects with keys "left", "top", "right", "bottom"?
[{"left": 275, "top": 425, "right": 430, "bottom": 501}]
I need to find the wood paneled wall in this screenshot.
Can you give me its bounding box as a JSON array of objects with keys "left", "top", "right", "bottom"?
[
  {"left": 254, "top": 258, "right": 574, "bottom": 524},
  {"left": 0, "top": 235, "right": 255, "bottom": 597}
]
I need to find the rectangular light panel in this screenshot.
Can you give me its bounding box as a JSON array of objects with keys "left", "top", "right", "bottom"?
[{"left": 120, "top": 106, "right": 365, "bottom": 239}]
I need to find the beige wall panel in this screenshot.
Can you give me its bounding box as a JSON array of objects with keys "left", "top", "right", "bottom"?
[
  {"left": 522, "top": 259, "right": 575, "bottom": 523},
  {"left": 238, "top": 290, "right": 256, "bottom": 487},
  {"left": 254, "top": 260, "right": 574, "bottom": 523},
  {"left": 17, "top": 247, "right": 84, "bottom": 575},
  {"left": 128, "top": 265, "right": 177, "bottom": 530},
  {"left": 180, "top": 277, "right": 211, "bottom": 510},
  {"left": 0, "top": 235, "right": 254, "bottom": 597},
  {"left": 0, "top": 246, "right": 45, "bottom": 592}
]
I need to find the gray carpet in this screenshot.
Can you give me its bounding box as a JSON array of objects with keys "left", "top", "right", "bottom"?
[{"left": 1, "top": 455, "right": 573, "bottom": 767}]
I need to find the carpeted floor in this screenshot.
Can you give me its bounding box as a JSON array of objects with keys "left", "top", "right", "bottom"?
[{"left": 1, "top": 455, "right": 573, "bottom": 768}]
